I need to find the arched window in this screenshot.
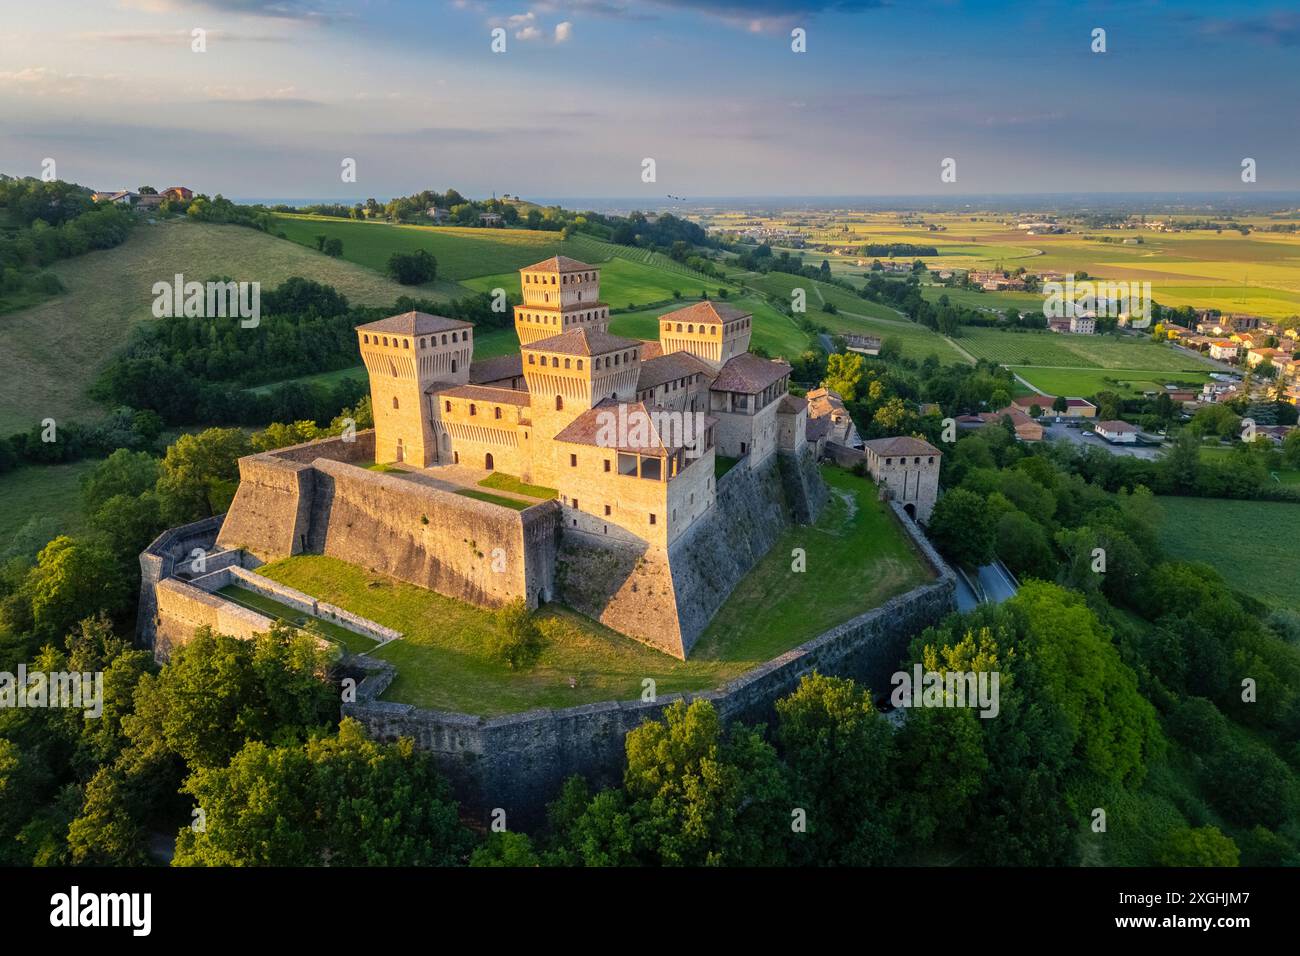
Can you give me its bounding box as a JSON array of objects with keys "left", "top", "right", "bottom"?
[
  {"left": 441, "top": 334, "right": 448, "bottom": 344},
  {"left": 528, "top": 354, "right": 535, "bottom": 364},
  {"left": 677, "top": 323, "right": 683, "bottom": 332},
  {"left": 577, "top": 359, "right": 584, "bottom": 370},
  {"left": 555, "top": 395, "right": 563, "bottom": 411},
  {"left": 564, "top": 358, "right": 571, "bottom": 369},
  {"left": 419, "top": 338, "right": 426, "bottom": 348},
  {"left": 392, "top": 396, "right": 399, "bottom": 409},
  {"left": 469, "top": 404, "right": 477, "bottom": 416},
  {"left": 363, "top": 334, "right": 369, "bottom": 343},
  {"left": 494, "top": 407, "right": 502, "bottom": 420},
  {"left": 444, "top": 400, "right": 451, "bottom": 412},
  {"left": 688, "top": 325, "right": 694, "bottom": 333}
]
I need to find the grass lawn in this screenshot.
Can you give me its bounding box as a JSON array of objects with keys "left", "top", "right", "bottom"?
[
  {"left": 610, "top": 293, "right": 813, "bottom": 360},
  {"left": 0, "top": 460, "right": 98, "bottom": 555},
  {"left": 252, "top": 466, "right": 931, "bottom": 713},
  {"left": 216, "top": 584, "right": 379, "bottom": 656},
  {"left": 1156, "top": 496, "right": 1300, "bottom": 610},
  {"left": 455, "top": 488, "right": 531, "bottom": 510},
  {"left": 691, "top": 466, "right": 934, "bottom": 666},
  {"left": 1199, "top": 445, "right": 1300, "bottom": 485},
  {"left": 480, "top": 472, "right": 557, "bottom": 499},
  {"left": 0, "top": 218, "right": 417, "bottom": 435}
]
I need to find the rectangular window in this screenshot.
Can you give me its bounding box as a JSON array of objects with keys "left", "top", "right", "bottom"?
[
  {"left": 570, "top": 453, "right": 577, "bottom": 467},
  {"left": 604, "top": 505, "right": 611, "bottom": 516},
  {"left": 649, "top": 513, "right": 656, "bottom": 525},
  {"left": 640, "top": 457, "right": 662, "bottom": 481},
  {"left": 617, "top": 453, "right": 638, "bottom": 476},
  {"left": 603, "top": 459, "right": 611, "bottom": 472}
]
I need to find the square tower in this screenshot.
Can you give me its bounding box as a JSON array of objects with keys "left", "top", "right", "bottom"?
[
  {"left": 358, "top": 311, "right": 474, "bottom": 466},
  {"left": 521, "top": 327, "right": 643, "bottom": 484},
  {"left": 515, "top": 255, "right": 610, "bottom": 346},
  {"left": 657, "top": 301, "right": 752, "bottom": 369}
]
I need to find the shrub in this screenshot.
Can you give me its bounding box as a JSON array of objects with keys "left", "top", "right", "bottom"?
[{"left": 488, "top": 599, "right": 544, "bottom": 668}]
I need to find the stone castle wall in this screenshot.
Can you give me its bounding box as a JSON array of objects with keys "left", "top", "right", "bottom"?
[{"left": 346, "top": 500, "right": 955, "bottom": 827}]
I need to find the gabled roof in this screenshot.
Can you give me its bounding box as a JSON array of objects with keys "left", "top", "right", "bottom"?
[
  {"left": 636, "top": 351, "right": 714, "bottom": 391},
  {"left": 778, "top": 394, "right": 808, "bottom": 414},
  {"left": 552, "top": 399, "right": 717, "bottom": 458},
  {"left": 357, "top": 311, "right": 473, "bottom": 335},
  {"left": 524, "top": 327, "right": 639, "bottom": 356},
  {"left": 1095, "top": 419, "right": 1138, "bottom": 433},
  {"left": 658, "top": 300, "right": 751, "bottom": 327},
  {"left": 862, "top": 435, "right": 942, "bottom": 457},
  {"left": 520, "top": 255, "right": 596, "bottom": 274},
  {"left": 710, "top": 353, "right": 791, "bottom": 394}
]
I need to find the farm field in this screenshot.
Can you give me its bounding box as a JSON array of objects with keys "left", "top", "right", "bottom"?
[
  {"left": 610, "top": 294, "right": 813, "bottom": 359},
  {"left": 461, "top": 256, "right": 697, "bottom": 310},
  {"left": 271, "top": 214, "right": 578, "bottom": 282},
  {"left": 0, "top": 460, "right": 96, "bottom": 557},
  {"left": 1157, "top": 496, "right": 1300, "bottom": 611},
  {"left": 1011, "top": 367, "right": 1211, "bottom": 398},
  {"left": 920, "top": 284, "right": 1045, "bottom": 313},
  {"left": 739, "top": 270, "right": 905, "bottom": 321},
  {"left": 0, "top": 219, "right": 416, "bottom": 435},
  {"left": 958, "top": 328, "right": 1215, "bottom": 372}
]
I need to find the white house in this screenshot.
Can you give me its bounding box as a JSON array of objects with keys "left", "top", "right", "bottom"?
[{"left": 1094, "top": 420, "right": 1139, "bottom": 444}]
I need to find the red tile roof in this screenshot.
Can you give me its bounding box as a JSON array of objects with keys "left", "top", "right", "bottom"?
[
  {"left": 357, "top": 311, "right": 473, "bottom": 335},
  {"left": 524, "top": 327, "right": 640, "bottom": 356},
  {"left": 710, "top": 353, "right": 791, "bottom": 394},
  {"left": 520, "top": 255, "right": 596, "bottom": 273},
  {"left": 658, "top": 300, "right": 751, "bottom": 327}
]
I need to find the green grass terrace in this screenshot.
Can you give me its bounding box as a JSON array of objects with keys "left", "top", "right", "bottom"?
[{"left": 250, "top": 465, "right": 933, "bottom": 715}]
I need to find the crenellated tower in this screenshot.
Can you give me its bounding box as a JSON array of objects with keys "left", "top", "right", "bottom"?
[{"left": 657, "top": 300, "right": 752, "bottom": 369}]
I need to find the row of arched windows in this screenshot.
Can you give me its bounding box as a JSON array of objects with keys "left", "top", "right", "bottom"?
[
  {"left": 660, "top": 317, "right": 752, "bottom": 335},
  {"left": 361, "top": 330, "right": 468, "bottom": 348}
]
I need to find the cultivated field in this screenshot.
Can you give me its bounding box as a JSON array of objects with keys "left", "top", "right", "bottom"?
[
  {"left": 0, "top": 219, "right": 416, "bottom": 434},
  {"left": 1157, "top": 496, "right": 1300, "bottom": 611}
]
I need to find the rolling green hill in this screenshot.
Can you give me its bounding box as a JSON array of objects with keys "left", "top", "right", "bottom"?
[{"left": 0, "top": 218, "right": 418, "bottom": 436}]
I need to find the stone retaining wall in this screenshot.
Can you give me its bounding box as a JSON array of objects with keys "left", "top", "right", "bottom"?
[{"left": 346, "top": 500, "right": 956, "bottom": 826}]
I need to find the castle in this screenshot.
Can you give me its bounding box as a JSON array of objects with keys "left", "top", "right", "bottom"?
[
  {"left": 164, "top": 256, "right": 828, "bottom": 660},
  {"left": 356, "top": 255, "right": 806, "bottom": 551}
]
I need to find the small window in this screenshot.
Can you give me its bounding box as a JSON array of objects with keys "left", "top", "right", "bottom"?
[
  {"left": 444, "top": 400, "right": 451, "bottom": 412},
  {"left": 885, "top": 458, "right": 892, "bottom": 465},
  {"left": 494, "top": 407, "right": 502, "bottom": 419},
  {"left": 555, "top": 395, "right": 564, "bottom": 411},
  {"left": 392, "top": 396, "right": 399, "bottom": 409},
  {"left": 469, "top": 404, "right": 477, "bottom": 416},
  {"left": 570, "top": 454, "right": 577, "bottom": 467},
  {"left": 603, "top": 459, "right": 611, "bottom": 472},
  {"left": 649, "top": 513, "right": 656, "bottom": 525},
  {"left": 604, "top": 504, "right": 611, "bottom": 516}
]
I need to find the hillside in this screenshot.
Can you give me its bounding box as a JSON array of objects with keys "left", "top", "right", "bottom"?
[{"left": 0, "top": 219, "right": 416, "bottom": 435}]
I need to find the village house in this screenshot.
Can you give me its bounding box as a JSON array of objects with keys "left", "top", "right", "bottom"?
[
  {"left": 1093, "top": 420, "right": 1139, "bottom": 444},
  {"left": 1209, "top": 340, "right": 1241, "bottom": 362},
  {"left": 805, "top": 387, "right": 861, "bottom": 448}
]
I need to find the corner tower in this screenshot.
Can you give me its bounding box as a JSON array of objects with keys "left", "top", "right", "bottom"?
[
  {"left": 515, "top": 255, "right": 610, "bottom": 346},
  {"left": 357, "top": 311, "right": 474, "bottom": 466},
  {"left": 658, "top": 301, "right": 752, "bottom": 370}
]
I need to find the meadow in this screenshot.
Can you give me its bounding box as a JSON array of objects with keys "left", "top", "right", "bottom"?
[
  {"left": 0, "top": 219, "right": 416, "bottom": 435},
  {"left": 1156, "top": 496, "right": 1300, "bottom": 611},
  {"left": 461, "top": 256, "right": 698, "bottom": 310},
  {"left": 0, "top": 460, "right": 96, "bottom": 556}
]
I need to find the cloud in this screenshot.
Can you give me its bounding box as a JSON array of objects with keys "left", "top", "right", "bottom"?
[
  {"left": 555, "top": 20, "right": 573, "bottom": 41},
  {"left": 121, "top": 0, "right": 339, "bottom": 23},
  {"left": 77, "top": 29, "right": 288, "bottom": 44},
  {"left": 201, "top": 84, "right": 324, "bottom": 106},
  {"left": 516, "top": 25, "right": 542, "bottom": 39},
  {"left": 1194, "top": 11, "right": 1300, "bottom": 47},
  {"left": 0, "top": 67, "right": 125, "bottom": 97}
]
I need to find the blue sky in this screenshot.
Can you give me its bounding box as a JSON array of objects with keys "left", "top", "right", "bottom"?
[{"left": 3, "top": 0, "right": 1299, "bottom": 199}]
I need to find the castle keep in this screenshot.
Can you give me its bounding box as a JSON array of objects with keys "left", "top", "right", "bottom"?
[{"left": 194, "top": 256, "right": 826, "bottom": 658}]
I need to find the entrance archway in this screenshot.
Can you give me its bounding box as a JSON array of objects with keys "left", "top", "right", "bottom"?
[{"left": 904, "top": 503, "right": 917, "bottom": 520}]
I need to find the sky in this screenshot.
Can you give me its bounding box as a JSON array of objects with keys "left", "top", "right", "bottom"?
[{"left": 3, "top": 0, "right": 1300, "bottom": 200}]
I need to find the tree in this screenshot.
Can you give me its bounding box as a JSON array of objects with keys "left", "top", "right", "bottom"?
[
  {"left": 80, "top": 449, "right": 159, "bottom": 513},
  {"left": 1052, "top": 395, "right": 1068, "bottom": 415},
  {"left": 155, "top": 427, "right": 250, "bottom": 523},
  {"left": 822, "top": 352, "right": 864, "bottom": 402},
  {"left": 488, "top": 599, "right": 544, "bottom": 668},
  {"left": 775, "top": 674, "right": 897, "bottom": 865},
  {"left": 174, "top": 719, "right": 470, "bottom": 866},
  {"left": 470, "top": 831, "right": 540, "bottom": 867},
  {"left": 386, "top": 249, "right": 437, "bottom": 285},
  {"left": 927, "top": 488, "right": 996, "bottom": 566},
  {"left": 24, "top": 536, "right": 129, "bottom": 638},
  {"left": 322, "top": 237, "right": 343, "bottom": 257},
  {"left": 1156, "top": 826, "right": 1239, "bottom": 867}
]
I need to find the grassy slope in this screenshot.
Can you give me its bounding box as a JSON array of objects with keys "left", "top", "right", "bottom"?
[
  {"left": 1157, "top": 496, "right": 1300, "bottom": 610},
  {"left": 255, "top": 466, "right": 929, "bottom": 714},
  {"left": 0, "top": 219, "right": 416, "bottom": 435},
  {"left": 0, "top": 460, "right": 96, "bottom": 553}
]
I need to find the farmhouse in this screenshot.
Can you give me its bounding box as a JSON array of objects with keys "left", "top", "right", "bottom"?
[{"left": 1209, "top": 340, "right": 1241, "bottom": 362}]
